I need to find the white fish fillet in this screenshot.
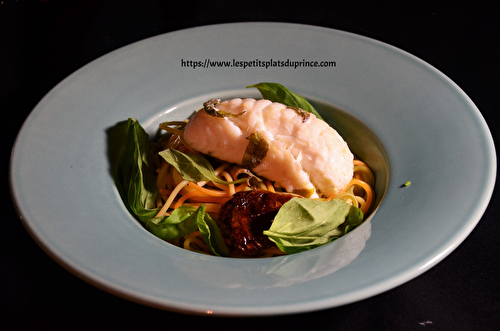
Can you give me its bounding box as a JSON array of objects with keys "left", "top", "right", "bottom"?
[{"left": 183, "top": 98, "right": 353, "bottom": 198}]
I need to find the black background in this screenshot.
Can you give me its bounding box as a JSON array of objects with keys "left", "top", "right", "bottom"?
[{"left": 2, "top": 1, "right": 499, "bottom": 330}]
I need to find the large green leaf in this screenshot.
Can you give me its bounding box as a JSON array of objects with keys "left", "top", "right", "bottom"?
[
  {"left": 263, "top": 198, "right": 363, "bottom": 254},
  {"left": 159, "top": 149, "right": 246, "bottom": 184},
  {"left": 112, "top": 120, "right": 231, "bottom": 255},
  {"left": 247, "top": 82, "right": 324, "bottom": 120},
  {"left": 145, "top": 205, "right": 199, "bottom": 240},
  {"left": 195, "top": 205, "right": 230, "bottom": 257},
  {"left": 112, "top": 118, "right": 160, "bottom": 222}
]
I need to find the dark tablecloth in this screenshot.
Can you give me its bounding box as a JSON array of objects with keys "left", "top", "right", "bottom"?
[{"left": 2, "top": 1, "right": 499, "bottom": 330}]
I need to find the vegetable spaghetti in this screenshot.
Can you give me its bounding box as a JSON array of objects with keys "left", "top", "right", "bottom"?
[{"left": 149, "top": 120, "right": 375, "bottom": 256}]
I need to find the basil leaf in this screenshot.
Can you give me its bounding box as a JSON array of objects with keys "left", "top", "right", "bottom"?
[
  {"left": 195, "top": 205, "right": 230, "bottom": 257},
  {"left": 159, "top": 149, "right": 246, "bottom": 184},
  {"left": 247, "top": 82, "right": 324, "bottom": 120},
  {"left": 112, "top": 118, "right": 161, "bottom": 222},
  {"left": 242, "top": 131, "right": 269, "bottom": 169},
  {"left": 263, "top": 198, "right": 363, "bottom": 254},
  {"left": 145, "top": 205, "right": 199, "bottom": 240},
  {"left": 203, "top": 98, "right": 246, "bottom": 118},
  {"left": 111, "top": 120, "right": 228, "bottom": 256}
]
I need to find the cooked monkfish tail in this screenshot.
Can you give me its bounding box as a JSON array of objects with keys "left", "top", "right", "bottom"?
[{"left": 183, "top": 98, "right": 353, "bottom": 198}]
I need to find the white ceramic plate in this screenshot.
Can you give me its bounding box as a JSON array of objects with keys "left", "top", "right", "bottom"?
[{"left": 10, "top": 23, "right": 496, "bottom": 316}]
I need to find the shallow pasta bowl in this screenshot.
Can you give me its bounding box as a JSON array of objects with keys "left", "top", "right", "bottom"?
[{"left": 9, "top": 22, "right": 496, "bottom": 316}]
